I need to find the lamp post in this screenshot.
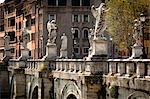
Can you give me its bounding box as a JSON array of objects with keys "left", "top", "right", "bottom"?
[{"left": 140, "top": 13, "right": 146, "bottom": 58}]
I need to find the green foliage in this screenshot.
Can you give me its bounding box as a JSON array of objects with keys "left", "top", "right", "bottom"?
[{"left": 105, "top": 0, "right": 150, "bottom": 53}]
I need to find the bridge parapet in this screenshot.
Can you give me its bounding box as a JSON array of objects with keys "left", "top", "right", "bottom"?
[
  {"left": 25, "top": 59, "right": 55, "bottom": 77},
  {"left": 8, "top": 58, "right": 150, "bottom": 79},
  {"left": 107, "top": 59, "right": 150, "bottom": 78},
  {"left": 55, "top": 59, "right": 85, "bottom": 73},
  {"left": 8, "top": 59, "right": 26, "bottom": 70}
]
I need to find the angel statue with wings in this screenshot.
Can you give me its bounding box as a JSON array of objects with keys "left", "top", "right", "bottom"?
[
  {"left": 91, "top": 3, "right": 109, "bottom": 39},
  {"left": 47, "top": 19, "right": 57, "bottom": 44}
]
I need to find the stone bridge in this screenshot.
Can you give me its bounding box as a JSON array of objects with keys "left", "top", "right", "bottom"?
[{"left": 6, "top": 58, "right": 150, "bottom": 99}]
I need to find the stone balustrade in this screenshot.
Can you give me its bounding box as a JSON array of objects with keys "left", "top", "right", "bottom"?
[
  {"left": 107, "top": 59, "right": 150, "bottom": 78},
  {"left": 25, "top": 59, "right": 55, "bottom": 77},
  {"left": 54, "top": 59, "right": 85, "bottom": 73},
  {"left": 8, "top": 58, "right": 150, "bottom": 78},
  {"left": 9, "top": 59, "right": 26, "bottom": 69}
]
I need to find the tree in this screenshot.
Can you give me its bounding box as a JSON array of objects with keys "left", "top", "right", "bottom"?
[{"left": 105, "top": 0, "right": 150, "bottom": 56}]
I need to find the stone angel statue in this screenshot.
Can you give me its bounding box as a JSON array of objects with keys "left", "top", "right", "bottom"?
[
  {"left": 91, "top": 3, "right": 109, "bottom": 38},
  {"left": 47, "top": 19, "right": 57, "bottom": 44},
  {"left": 133, "top": 19, "right": 143, "bottom": 46}
]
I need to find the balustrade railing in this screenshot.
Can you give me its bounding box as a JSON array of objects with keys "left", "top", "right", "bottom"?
[
  {"left": 8, "top": 58, "right": 150, "bottom": 78},
  {"left": 107, "top": 59, "right": 150, "bottom": 78},
  {"left": 55, "top": 59, "right": 85, "bottom": 73}
]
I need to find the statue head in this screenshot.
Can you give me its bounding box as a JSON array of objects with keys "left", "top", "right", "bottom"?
[{"left": 62, "top": 33, "right": 66, "bottom": 36}]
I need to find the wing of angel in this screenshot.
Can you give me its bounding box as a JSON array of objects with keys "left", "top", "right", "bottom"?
[{"left": 47, "top": 21, "right": 51, "bottom": 31}]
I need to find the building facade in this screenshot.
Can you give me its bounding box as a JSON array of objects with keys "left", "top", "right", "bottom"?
[
  {"left": 0, "top": 3, "right": 4, "bottom": 59},
  {"left": 0, "top": 0, "right": 102, "bottom": 59}
]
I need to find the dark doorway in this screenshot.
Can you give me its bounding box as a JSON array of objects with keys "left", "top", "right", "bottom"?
[
  {"left": 67, "top": 94, "right": 77, "bottom": 99},
  {"left": 32, "top": 86, "right": 38, "bottom": 99}
]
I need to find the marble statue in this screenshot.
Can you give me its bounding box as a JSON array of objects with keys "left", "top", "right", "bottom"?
[
  {"left": 4, "top": 33, "right": 10, "bottom": 50},
  {"left": 91, "top": 3, "right": 109, "bottom": 39},
  {"left": 60, "top": 33, "right": 67, "bottom": 58},
  {"left": 129, "top": 19, "right": 143, "bottom": 59},
  {"left": 22, "top": 18, "right": 27, "bottom": 31},
  {"left": 47, "top": 20, "right": 57, "bottom": 44},
  {"left": 60, "top": 33, "right": 67, "bottom": 51},
  {"left": 133, "top": 19, "right": 143, "bottom": 46},
  {"left": 22, "top": 31, "right": 29, "bottom": 49}
]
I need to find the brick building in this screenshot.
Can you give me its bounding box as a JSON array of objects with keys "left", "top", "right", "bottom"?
[
  {"left": 0, "top": 0, "right": 102, "bottom": 59},
  {"left": 0, "top": 3, "right": 4, "bottom": 59}
]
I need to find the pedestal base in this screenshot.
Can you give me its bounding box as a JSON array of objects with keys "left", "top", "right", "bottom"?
[
  {"left": 129, "top": 45, "right": 143, "bottom": 59},
  {"left": 18, "top": 49, "right": 30, "bottom": 60},
  {"left": 88, "top": 38, "right": 108, "bottom": 59},
  {"left": 42, "top": 43, "right": 57, "bottom": 60}
]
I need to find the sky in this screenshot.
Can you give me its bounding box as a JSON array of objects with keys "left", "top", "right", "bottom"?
[{"left": 0, "top": 0, "right": 4, "bottom": 3}]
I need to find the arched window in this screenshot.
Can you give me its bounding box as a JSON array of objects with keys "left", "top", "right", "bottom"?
[
  {"left": 72, "top": 28, "right": 79, "bottom": 38},
  {"left": 83, "top": 29, "right": 89, "bottom": 39}
]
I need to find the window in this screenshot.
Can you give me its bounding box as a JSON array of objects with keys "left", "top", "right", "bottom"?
[
  {"left": 73, "top": 29, "right": 79, "bottom": 38},
  {"left": 58, "top": 0, "right": 66, "bottom": 6},
  {"left": 48, "top": 0, "right": 56, "bottom": 6},
  {"left": 31, "top": 18, "right": 35, "bottom": 25},
  {"left": 0, "top": 25, "right": 4, "bottom": 31},
  {"left": 83, "top": 47, "right": 89, "bottom": 54},
  {"left": 72, "top": 0, "right": 80, "bottom": 6},
  {"left": 72, "top": 14, "right": 80, "bottom": 22},
  {"left": 19, "top": 22, "right": 21, "bottom": 29},
  {"left": 49, "top": 14, "right": 56, "bottom": 21},
  {"left": 8, "top": 32, "right": 15, "bottom": 41},
  {"left": 83, "top": 29, "right": 88, "bottom": 39},
  {"left": 74, "top": 47, "right": 79, "bottom": 54},
  {"left": 8, "top": 17, "right": 15, "bottom": 27},
  {"left": 82, "top": 0, "right": 90, "bottom": 6},
  {"left": 29, "top": 51, "right": 31, "bottom": 56},
  {"left": 82, "top": 15, "right": 89, "bottom": 22}
]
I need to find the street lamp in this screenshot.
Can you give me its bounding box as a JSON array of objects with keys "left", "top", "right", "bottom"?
[{"left": 140, "top": 13, "right": 146, "bottom": 58}]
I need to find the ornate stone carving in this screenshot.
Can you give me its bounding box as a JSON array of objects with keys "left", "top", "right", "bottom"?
[
  {"left": 133, "top": 19, "right": 143, "bottom": 46},
  {"left": 47, "top": 20, "right": 57, "bottom": 44},
  {"left": 42, "top": 20, "right": 58, "bottom": 60},
  {"left": 91, "top": 3, "right": 109, "bottom": 39},
  {"left": 129, "top": 19, "right": 143, "bottom": 59}
]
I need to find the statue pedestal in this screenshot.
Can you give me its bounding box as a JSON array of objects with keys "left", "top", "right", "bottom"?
[
  {"left": 88, "top": 38, "right": 108, "bottom": 59},
  {"left": 18, "top": 48, "right": 30, "bottom": 60},
  {"left": 42, "top": 43, "right": 57, "bottom": 60},
  {"left": 129, "top": 45, "right": 143, "bottom": 59}
]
